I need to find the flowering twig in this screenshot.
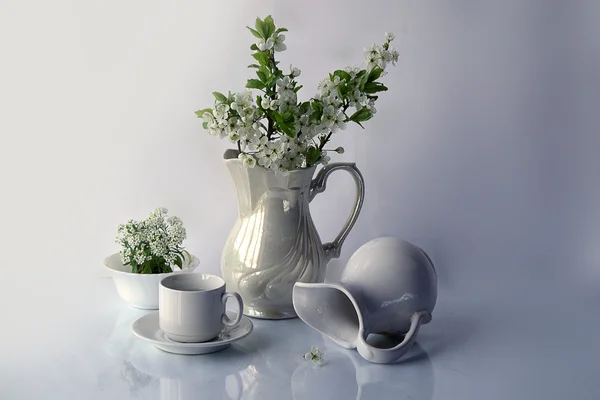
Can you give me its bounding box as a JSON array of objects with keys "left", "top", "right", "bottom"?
[{"left": 195, "top": 16, "right": 398, "bottom": 174}]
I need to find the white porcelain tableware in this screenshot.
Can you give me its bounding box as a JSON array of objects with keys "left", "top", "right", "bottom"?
[
  {"left": 104, "top": 253, "right": 199, "bottom": 309},
  {"left": 132, "top": 311, "right": 253, "bottom": 355},
  {"left": 293, "top": 237, "right": 437, "bottom": 364},
  {"left": 159, "top": 273, "right": 244, "bottom": 343},
  {"left": 221, "top": 149, "right": 365, "bottom": 319}
]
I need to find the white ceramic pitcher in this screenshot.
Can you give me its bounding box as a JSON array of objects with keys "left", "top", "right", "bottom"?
[
  {"left": 293, "top": 237, "right": 437, "bottom": 363},
  {"left": 221, "top": 149, "right": 365, "bottom": 319}
]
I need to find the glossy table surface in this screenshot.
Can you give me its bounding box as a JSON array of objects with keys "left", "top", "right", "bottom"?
[{"left": 2, "top": 274, "right": 599, "bottom": 400}]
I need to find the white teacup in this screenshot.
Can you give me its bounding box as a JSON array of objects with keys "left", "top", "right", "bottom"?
[{"left": 159, "top": 273, "right": 243, "bottom": 343}]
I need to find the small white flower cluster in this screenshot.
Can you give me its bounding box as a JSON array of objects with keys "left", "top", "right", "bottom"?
[
  {"left": 249, "top": 134, "right": 311, "bottom": 173},
  {"left": 116, "top": 208, "right": 187, "bottom": 274},
  {"left": 201, "top": 90, "right": 262, "bottom": 144},
  {"left": 365, "top": 32, "right": 399, "bottom": 71},
  {"left": 238, "top": 133, "right": 311, "bottom": 174}
]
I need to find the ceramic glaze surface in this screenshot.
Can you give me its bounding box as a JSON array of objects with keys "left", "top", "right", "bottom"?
[
  {"left": 132, "top": 312, "right": 253, "bottom": 355},
  {"left": 293, "top": 237, "right": 437, "bottom": 363},
  {"left": 221, "top": 150, "right": 364, "bottom": 319},
  {"left": 159, "top": 274, "right": 243, "bottom": 343},
  {"left": 104, "top": 253, "right": 199, "bottom": 309}
]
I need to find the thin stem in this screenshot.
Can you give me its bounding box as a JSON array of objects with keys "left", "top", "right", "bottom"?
[
  {"left": 267, "top": 116, "right": 274, "bottom": 139},
  {"left": 266, "top": 48, "right": 279, "bottom": 141},
  {"left": 237, "top": 140, "right": 242, "bottom": 153},
  {"left": 318, "top": 131, "right": 333, "bottom": 151},
  {"left": 317, "top": 102, "right": 350, "bottom": 151}
]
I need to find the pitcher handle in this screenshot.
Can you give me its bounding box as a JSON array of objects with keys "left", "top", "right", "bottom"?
[
  {"left": 310, "top": 163, "right": 365, "bottom": 261},
  {"left": 356, "top": 311, "right": 432, "bottom": 364}
]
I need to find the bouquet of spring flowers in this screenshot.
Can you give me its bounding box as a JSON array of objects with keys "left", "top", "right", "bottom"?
[
  {"left": 196, "top": 16, "right": 398, "bottom": 174},
  {"left": 116, "top": 208, "right": 187, "bottom": 274}
]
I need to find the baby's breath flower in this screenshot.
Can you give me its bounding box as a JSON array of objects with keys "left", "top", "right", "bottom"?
[{"left": 116, "top": 208, "right": 187, "bottom": 274}]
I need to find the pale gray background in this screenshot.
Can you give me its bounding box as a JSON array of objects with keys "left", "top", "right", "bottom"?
[
  {"left": 1, "top": 1, "right": 599, "bottom": 398},
  {"left": 0, "top": 0, "right": 599, "bottom": 385}
]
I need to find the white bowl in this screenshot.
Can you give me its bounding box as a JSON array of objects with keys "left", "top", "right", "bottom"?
[{"left": 103, "top": 253, "right": 200, "bottom": 309}]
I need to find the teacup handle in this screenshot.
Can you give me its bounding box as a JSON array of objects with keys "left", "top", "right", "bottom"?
[
  {"left": 310, "top": 163, "right": 365, "bottom": 262},
  {"left": 221, "top": 292, "right": 243, "bottom": 327}
]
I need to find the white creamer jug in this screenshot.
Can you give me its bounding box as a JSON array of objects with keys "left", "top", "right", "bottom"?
[{"left": 293, "top": 237, "right": 437, "bottom": 363}]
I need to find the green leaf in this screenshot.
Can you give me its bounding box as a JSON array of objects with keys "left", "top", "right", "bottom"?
[
  {"left": 213, "top": 92, "right": 228, "bottom": 103},
  {"left": 334, "top": 70, "right": 352, "bottom": 82},
  {"left": 252, "top": 51, "right": 270, "bottom": 67},
  {"left": 293, "top": 85, "right": 303, "bottom": 93},
  {"left": 250, "top": 43, "right": 259, "bottom": 51},
  {"left": 279, "top": 122, "right": 295, "bottom": 137},
  {"left": 258, "top": 65, "right": 271, "bottom": 82},
  {"left": 362, "top": 82, "right": 388, "bottom": 94},
  {"left": 263, "top": 15, "right": 276, "bottom": 38},
  {"left": 337, "top": 82, "right": 350, "bottom": 98},
  {"left": 246, "top": 79, "right": 265, "bottom": 90},
  {"left": 275, "top": 27, "right": 288, "bottom": 34},
  {"left": 248, "top": 63, "right": 260, "bottom": 69},
  {"left": 367, "top": 67, "right": 383, "bottom": 83},
  {"left": 359, "top": 71, "right": 370, "bottom": 91},
  {"left": 349, "top": 107, "right": 372, "bottom": 123},
  {"left": 256, "top": 70, "right": 267, "bottom": 82},
  {"left": 195, "top": 108, "right": 212, "bottom": 117},
  {"left": 247, "top": 26, "right": 263, "bottom": 39},
  {"left": 202, "top": 121, "right": 208, "bottom": 129},
  {"left": 282, "top": 111, "right": 294, "bottom": 124},
  {"left": 255, "top": 17, "right": 267, "bottom": 38},
  {"left": 305, "top": 146, "right": 321, "bottom": 166},
  {"left": 299, "top": 101, "right": 310, "bottom": 114},
  {"left": 310, "top": 100, "right": 324, "bottom": 122},
  {"left": 265, "top": 74, "right": 277, "bottom": 86},
  {"left": 270, "top": 110, "right": 294, "bottom": 136},
  {"left": 270, "top": 110, "right": 283, "bottom": 124},
  {"left": 174, "top": 255, "right": 183, "bottom": 269}
]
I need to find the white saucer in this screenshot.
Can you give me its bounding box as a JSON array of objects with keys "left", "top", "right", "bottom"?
[{"left": 132, "top": 312, "right": 253, "bottom": 355}]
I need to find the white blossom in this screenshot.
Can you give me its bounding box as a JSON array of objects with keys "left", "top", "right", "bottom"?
[
  {"left": 391, "top": 49, "right": 399, "bottom": 65},
  {"left": 385, "top": 32, "right": 395, "bottom": 42},
  {"left": 261, "top": 97, "right": 278, "bottom": 110},
  {"left": 331, "top": 112, "right": 347, "bottom": 133},
  {"left": 290, "top": 65, "right": 301, "bottom": 77},
  {"left": 257, "top": 37, "right": 274, "bottom": 51},
  {"left": 243, "top": 154, "right": 257, "bottom": 168},
  {"left": 272, "top": 33, "right": 287, "bottom": 52},
  {"left": 213, "top": 103, "right": 230, "bottom": 120},
  {"left": 303, "top": 346, "right": 325, "bottom": 367}
]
